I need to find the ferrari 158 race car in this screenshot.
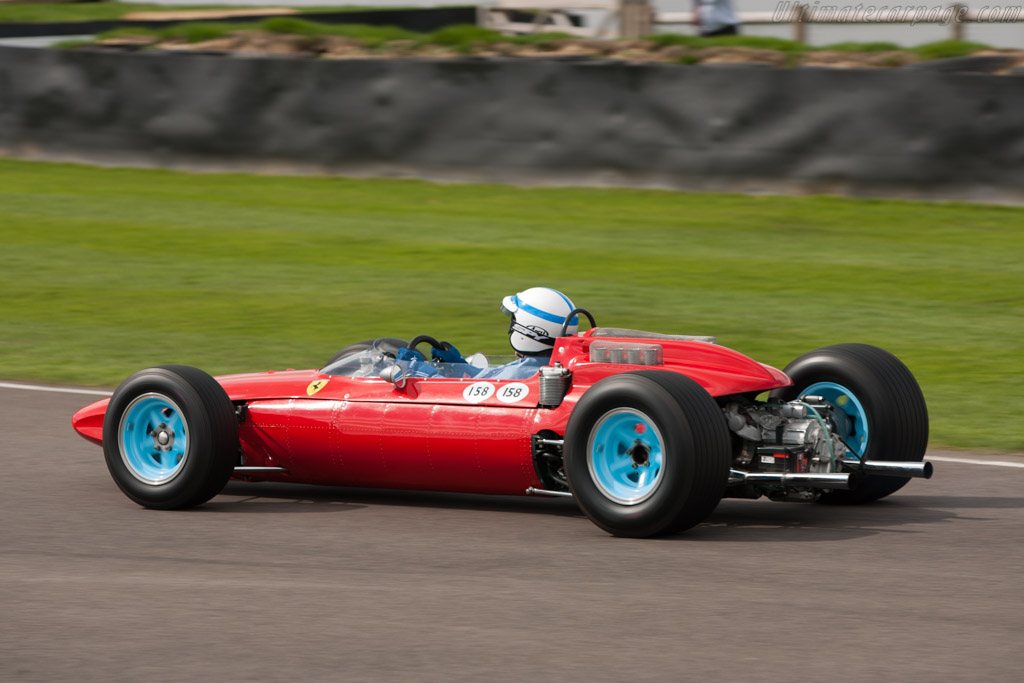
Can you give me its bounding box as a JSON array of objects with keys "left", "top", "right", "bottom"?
[{"left": 72, "top": 311, "right": 932, "bottom": 537}]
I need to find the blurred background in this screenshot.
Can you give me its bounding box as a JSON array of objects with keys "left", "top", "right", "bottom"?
[
  {"left": 2, "top": 0, "right": 1023, "bottom": 46},
  {"left": 2, "top": 5, "right": 1024, "bottom": 682}
]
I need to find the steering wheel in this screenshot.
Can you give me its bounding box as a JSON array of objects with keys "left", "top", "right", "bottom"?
[{"left": 407, "top": 335, "right": 452, "bottom": 353}]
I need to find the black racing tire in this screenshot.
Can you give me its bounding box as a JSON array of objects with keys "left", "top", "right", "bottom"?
[
  {"left": 770, "top": 344, "right": 929, "bottom": 504},
  {"left": 102, "top": 365, "right": 239, "bottom": 510},
  {"left": 564, "top": 371, "right": 731, "bottom": 537},
  {"left": 326, "top": 337, "right": 408, "bottom": 367}
]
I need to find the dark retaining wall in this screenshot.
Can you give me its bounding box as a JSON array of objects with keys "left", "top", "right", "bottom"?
[{"left": 2, "top": 45, "right": 1023, "bottom": 202}]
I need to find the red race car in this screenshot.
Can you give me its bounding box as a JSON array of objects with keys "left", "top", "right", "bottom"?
[{"left": 72, "top": 313, "right": 932, "bottom": 537}]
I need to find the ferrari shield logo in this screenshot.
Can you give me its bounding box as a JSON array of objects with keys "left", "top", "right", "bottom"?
[{"left": 306, "top": 379, "right": 329, "bottom": 396}]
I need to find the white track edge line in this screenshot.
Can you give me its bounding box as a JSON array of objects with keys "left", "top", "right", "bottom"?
[
  {"left": 925, "top": 455, "right": 1024, "bottom": 469},
  {"left": 0, "top": 382, "right": 111, "bottom": 397}
]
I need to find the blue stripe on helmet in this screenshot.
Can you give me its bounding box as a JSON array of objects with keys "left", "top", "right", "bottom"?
[
  {"left": 549, "top": 288, "right": 575, "bottom": 313},
  {"left": 512, "top": 293, "right": 579, "bottom": 327}
]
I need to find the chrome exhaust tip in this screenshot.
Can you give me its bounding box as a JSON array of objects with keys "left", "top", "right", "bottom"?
[{"left": 841, "top": 459, "right": 933, "bottom": 479}]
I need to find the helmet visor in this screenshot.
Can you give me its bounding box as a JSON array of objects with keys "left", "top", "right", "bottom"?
[{"left": 500, "top": 294, "right": 518, "bottom": 317}]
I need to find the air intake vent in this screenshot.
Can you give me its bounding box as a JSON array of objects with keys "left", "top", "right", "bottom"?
[{"left": 589, "top": 341, "right": 663, "bottom": 366}]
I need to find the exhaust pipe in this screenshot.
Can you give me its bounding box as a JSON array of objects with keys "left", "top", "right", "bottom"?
[
  {"left": 841, "top": 459, "right": 933, "bottom": 479},
  {"left": 729, "top": 470, "right": 856, "bottom": 490},
  {"left": 728, "top": 460, "right": 932, "bottom": 490}
]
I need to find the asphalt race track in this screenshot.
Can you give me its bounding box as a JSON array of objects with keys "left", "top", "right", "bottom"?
[{"left": 2, "top": 383, "right": 1022, "bottom": 682}]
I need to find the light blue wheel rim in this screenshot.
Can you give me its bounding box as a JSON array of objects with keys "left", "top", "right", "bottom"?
[
  {"left": 801, "top": 381, "right": 869, "bottom": 457},
  {"left": 117, "top": 393, "right": 189, "bottom": 485},
  {"left": 586, "top": 408, "right": 665, "bottom": 505}
]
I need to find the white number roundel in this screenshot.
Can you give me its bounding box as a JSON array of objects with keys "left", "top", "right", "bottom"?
[
  {"left": 496, "top": 383, "right": 530, "bottom": 403},
  {"left": 463, "top": 382, "right": 495, "bottom": 403}
]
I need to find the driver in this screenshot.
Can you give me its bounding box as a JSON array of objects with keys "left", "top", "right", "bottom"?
[
  {"left": 395, "top": 287, "right": 579, "bottom": 380},
  {"left": 478, "top": 287, "right": 579, "bottom": 379}
]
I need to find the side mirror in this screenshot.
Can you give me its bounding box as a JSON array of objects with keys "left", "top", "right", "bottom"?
[{"left": 379, "top": 364, "right": 407, "bottom": 389}]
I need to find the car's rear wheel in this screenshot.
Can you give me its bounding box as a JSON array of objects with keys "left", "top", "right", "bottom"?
[
  {"left": 564, "top": 371, "right": 731, "bottom": 537},
  {"left": 102, "top": 365, "right": 238, "bottom": 509},
  {"left": 770, "top": 344, "right": 929, "bottom": 504}
]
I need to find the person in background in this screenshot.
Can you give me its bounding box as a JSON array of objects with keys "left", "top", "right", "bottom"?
[{"left": 695, "top": 0, "right": 741, "bottom": 37}]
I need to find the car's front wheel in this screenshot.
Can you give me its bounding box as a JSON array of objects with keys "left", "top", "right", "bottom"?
[
  {"left": 102, "top": 365, "right": 238, "bottom": 509},
  {"left": 563, "top": 371, "right": 731, "bottom": 537}
]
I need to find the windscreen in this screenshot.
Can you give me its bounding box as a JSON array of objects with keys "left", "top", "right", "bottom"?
[{"left": 322, "top": 346, "right": 518, "bottom": 380}]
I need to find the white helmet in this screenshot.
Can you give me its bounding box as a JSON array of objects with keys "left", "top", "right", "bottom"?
[{"left": 500, "top": 287, "right": 578, "bottom": 355}]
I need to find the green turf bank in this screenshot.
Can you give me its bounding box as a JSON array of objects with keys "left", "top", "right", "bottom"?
[{"left": 1, "top": 46, "right": 1022, "bottom": 201}]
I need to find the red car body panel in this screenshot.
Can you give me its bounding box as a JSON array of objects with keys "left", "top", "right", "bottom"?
[
  {"left": 72, "top": 329, "right": 791, "bottom": 496},
  {"left": 72, "top": 398, "right": 108, "bottom": 446}
]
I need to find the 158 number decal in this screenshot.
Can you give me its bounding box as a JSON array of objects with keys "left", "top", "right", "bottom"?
[
  {"left": 463, "top": 382, "right": 495, "bottom": 403},
  {"left": 462, "top": 382, "right": 531, "bottom": 404},
  {"left": 496, "top": 383, "right": 529, "bottom": 403}
]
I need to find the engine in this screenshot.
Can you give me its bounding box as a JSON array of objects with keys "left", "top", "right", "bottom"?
[{"left": 723, "top": 399, "right": 849, "bottom": 499}]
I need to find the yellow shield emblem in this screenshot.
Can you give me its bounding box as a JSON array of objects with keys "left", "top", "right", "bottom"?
[{"left": 306, "top": 379, "right": 329, "bottom": 396}]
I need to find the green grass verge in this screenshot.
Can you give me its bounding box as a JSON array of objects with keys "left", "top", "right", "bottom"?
[
  {"left": 83, "top": 20, "right": 1002, "bottom": 59},
  {"left": 0, "top": 3, "right": 461, "bottom": 23},
  {"left": 909, "top": 39, "right": 994, "bottom": 60},
  {"left": 92, "top": 20, "right": 573, "bottom": 50},
  {"left": 647, "top": 34, "right": 999, "bottom": 60},
  {"left": 1, "top": 158, "right": 1021, "bottom": 451},
  {"left": 0, "top": 3, "right": 196, "bottom": 23},
  {"left": 646, "top": 33, "right": 809, "bottom": 54},
  {"left": 819, "top": 41, "right": 903, "bottom": 52}
]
